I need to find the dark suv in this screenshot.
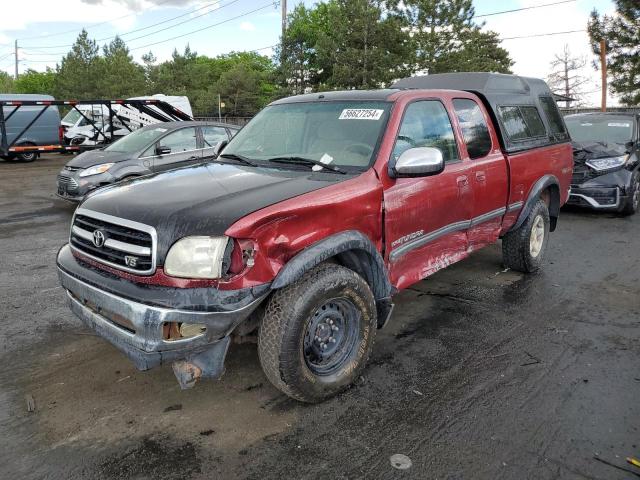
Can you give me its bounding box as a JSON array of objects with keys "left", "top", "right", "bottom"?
[
  {"left": 565, "top": 112, "right": 639, "bottom": 215},
  {"left": 56, "top": 121, "right": 240, "bottom": 202}
]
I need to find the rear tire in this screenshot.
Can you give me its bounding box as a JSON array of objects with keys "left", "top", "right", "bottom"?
[
  {"left": 620, "top": 171, "right": 639, "bottom": 216},
  {"left": 502, "top": 199, "right": 550, "bottom": 273},
  {"left": 258, "top": 263, "right": 377, "bottom": 403},
  {"left": 16, "top": 143, "right": 38, "bottom": 162}
]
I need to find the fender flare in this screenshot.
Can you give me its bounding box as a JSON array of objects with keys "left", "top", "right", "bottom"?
[
  {"left": 510, "top": 174, "right": 560, "bottom": 232},
  {"left": 271, "top": 230, "right": 392, "bottom": 303}
]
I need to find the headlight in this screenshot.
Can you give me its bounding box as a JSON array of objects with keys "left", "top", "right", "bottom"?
[
  {"left": 165, "top": 236, "right": 230, "bottom": 279},
  {"left": 586, "top": 155, "right": 628, "bottom": 172},
  {"left": 79, "top": 163, "right": 114, "bottom": 177}
]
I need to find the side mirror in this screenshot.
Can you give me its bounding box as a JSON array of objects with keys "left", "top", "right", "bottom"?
[
  {"left": 156, "top": 145, "right": 171, "bottom": 155},
  {"left": 213, "top": 139, "right": 228, "bottom": 157},
  {"left": 393, "top": 147, "right": 445, "bottom": 178}
]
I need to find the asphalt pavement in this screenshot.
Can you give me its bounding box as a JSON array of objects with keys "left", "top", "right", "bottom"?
[{"left": 1, "top": 154, "right": 639, "bottom": 480}]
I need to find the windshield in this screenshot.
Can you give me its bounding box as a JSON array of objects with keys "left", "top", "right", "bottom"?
[
  {"left": 104, "top": 126, "right": 170, "bottom": 153},
  {"left": 223, "top": 101, "right": 391, "bottom": 170},
  {"left": 565, "top": 115, "right": 635, "bottom": 145},
  {"left": 61, "top": 110, "right": 82, "bottom": 125}
]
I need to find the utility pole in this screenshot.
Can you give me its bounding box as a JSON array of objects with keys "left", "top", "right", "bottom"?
[
  {"left": 218, "top": 94, "right": 221, "bottom": 122},
  {"left": 600, "top": 38, "right": 607, "bottom": 112},
  {"left": 281, "top": 0, "right": 287, "bottom": 40},
  {"left": 14, "top": 40, "right": 18, "bottom": 79}
]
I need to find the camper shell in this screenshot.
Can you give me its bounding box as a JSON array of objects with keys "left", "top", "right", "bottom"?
[{"left": 392, "top": 73, "right": 571, "bottom": 154}]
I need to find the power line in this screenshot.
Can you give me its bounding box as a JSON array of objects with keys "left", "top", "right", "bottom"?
[
  {"left": 476, "top": 0, "right": 576, "bottom": 18},
  {"left": 501, "top": 29, "right": 586, "bottom": 40},
  {"left": 26, "top": 0, "right": 243, "bottom": 49},
  {"left": 100, "top": 0, "right": 243, "bottom": 45},
  {"left": 17, "top": 0, "right": 179, "bottom": 41},
  {"left": 129, "top": 2, "right": 277, "bottom": 52}
]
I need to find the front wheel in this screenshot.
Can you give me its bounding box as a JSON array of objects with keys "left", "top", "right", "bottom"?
[
  {"left": 258, "top": 263, "right": 377, "bottom": 403},
  {"left": 502, "top": 199, "right": 550, "bottom": 273},
  {"left": 621, "top": 171, "right": 640, "bottom": 216}
]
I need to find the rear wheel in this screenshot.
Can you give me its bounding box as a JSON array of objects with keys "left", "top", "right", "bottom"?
[
  {"left": 621, "top": 171, "right": 639, "bottom": 216},
  {"left": 16, "top": 143, "right": 38, "bottom": 162},
  {"left": 502, "top": 199, "right": 550, "bottom": 273},
  {"left": 258, "top": 263, "right": 377, "bottom": 403}
]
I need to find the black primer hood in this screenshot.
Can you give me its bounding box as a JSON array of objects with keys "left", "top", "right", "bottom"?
[
  {"left": 80, "top": 162, "right": 349, "bottom": 262},
  {"left": 65, "top": 149, "right": 133, "bottom": 169}
]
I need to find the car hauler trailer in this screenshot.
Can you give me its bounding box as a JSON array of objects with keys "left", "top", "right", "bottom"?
[{"left": 0, "top": 98, "right": 192, "bottom": 160}]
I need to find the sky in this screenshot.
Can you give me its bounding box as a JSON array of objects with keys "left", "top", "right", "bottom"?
[{"left": 0, "top": 0, "right": 619, "bottom": 106}]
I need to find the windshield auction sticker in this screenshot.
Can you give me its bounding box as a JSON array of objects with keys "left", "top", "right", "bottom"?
[
  {"left": 339, "top": 109, "right": 384, "bottom": 120},
  {"left": 608, "top": 122, "right": 630, "bottom": 128}
]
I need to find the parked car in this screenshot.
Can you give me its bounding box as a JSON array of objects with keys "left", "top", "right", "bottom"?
[
  {"left": 564, "top": 112, "right": 639, "bottom": 215},
  {"left": 56, "top": 73, "right": 572, "bottom": 402},
  {"left": 56, "top": 121, "right": 240, "bottom": 202},
  {"left": 0, "top": 94, "right": 62, "bottom": 162}
]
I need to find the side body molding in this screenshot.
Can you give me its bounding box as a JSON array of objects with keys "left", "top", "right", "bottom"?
[
  {"left": 271, "top": 230, "right": 393, "bottom": 324},
  {"left": 510, "top": 174, "right": 561, "bottom": 232}
]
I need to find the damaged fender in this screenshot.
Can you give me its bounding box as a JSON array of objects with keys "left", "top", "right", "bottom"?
[{"left": 271, "top": 230, "right": 394, "bottom": 327}]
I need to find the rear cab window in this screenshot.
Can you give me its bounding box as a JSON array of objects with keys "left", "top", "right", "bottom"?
[
  {"left": 539, "top": 97, "right": 569, "bottom": 141},
  {"left": 498, "top": 105, "right": 547, "bottom": 142}
]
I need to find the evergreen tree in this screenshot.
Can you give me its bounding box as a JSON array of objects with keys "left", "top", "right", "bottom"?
[
  {"left": 54, "top": 30, "right": 101, "bottom": 99},
  {"left": 316, "top": 0, "right": 413, "bottom": 89},
  {"left": 398, "top": 0, "right": 512, "bottom": 74},
  {"left": 588, "top": 0, "right": 640, "bottom": 105},
  {"left": 97, "top": 37, "right": 146, "bottom": 98}
]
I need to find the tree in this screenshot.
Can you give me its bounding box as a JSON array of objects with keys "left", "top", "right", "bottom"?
[
  {"left": 397, "top": 0, "right": 512, "bottom": 74},
  {"left": 315, "top": 0, "right": 413, "bottom": 89},
  {"left": 546, "top": 45, "right": 589, "bottom": 107},
  {"left": 0, "top": 71, "right": 14, "bottom": 93},
  {"left": 588, "top": 0, "right": 640, "bottom": 105},
  {"left": 276, "top": 3, "right": 330, "bottom": 94},
  {"left": 96, "top": 37, "right": 146, "bottom": 98},
  {"left": 54, "top": 30, "right": 101, "bottom": 99},
  {"left": 14, "top": 68, "right": 56, "bottom": 95}
]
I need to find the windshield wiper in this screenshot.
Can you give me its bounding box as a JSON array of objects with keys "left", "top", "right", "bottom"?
[
  {"left": 266, "top": 156, "right": 346, "bottom": 174},
  {"left": 218, "top": 153, "right": 257, "bottom": 167}
]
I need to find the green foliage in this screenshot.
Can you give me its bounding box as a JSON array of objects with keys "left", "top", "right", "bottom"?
[
  {"left": 399, "top": 0, "right": 512, "bottom": 74},
  {"left": 53, "top": 29, "right": 101, "bottom": 99},
  {"left": 279, "top": 0, "right": 513, "bottom": 94},
  {"left": 588, "top": 0, "right": 640, "bottom": 105},
  {"left": 0, "top": 71, "right": 14, "bottom": 93},
  {"left": 14, "top": 68, "right": 56, "bottom": 95},
  {"left": 96, "top": 37, "right": 146, "bottom": 98}
]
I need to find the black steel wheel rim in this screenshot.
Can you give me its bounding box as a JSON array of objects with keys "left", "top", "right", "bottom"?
[{"left": 303, "top": 297, "right": 361, "bottom": 376}]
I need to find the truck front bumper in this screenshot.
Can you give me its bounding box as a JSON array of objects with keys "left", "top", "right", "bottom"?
[{"left": 57, "top": 245, "right": 269, "bottom": 386}]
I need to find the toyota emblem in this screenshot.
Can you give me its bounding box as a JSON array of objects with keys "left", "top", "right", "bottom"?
[{"left": 93, "top": 230, "right": 106, "bottom": 248}]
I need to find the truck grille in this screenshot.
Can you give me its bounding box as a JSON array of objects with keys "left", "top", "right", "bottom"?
[
  {"left": 57, "top": 174, "right": 79, "bottom": 192},
  {"left": 70, "top": 209, "right": 156, "bottom": 275}
]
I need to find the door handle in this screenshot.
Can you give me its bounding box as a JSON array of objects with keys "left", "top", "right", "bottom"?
[
  {"left": 456, "top": 175, "right": 469, "bottom": 187},
  {"left": 188, "top": 156, "right": 198, "bottom": 160},
  {"left": 475, "top": 171, "right": 486, "bottom": 182}
]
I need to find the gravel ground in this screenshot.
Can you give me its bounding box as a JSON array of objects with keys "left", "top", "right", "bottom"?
[{"left": 1, "top": 154, "right": 639, "bottom": 480}]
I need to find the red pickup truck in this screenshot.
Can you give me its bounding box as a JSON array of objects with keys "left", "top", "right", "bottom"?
[{"left": 57, "top": 73, "right": 573, "bottom": 402}]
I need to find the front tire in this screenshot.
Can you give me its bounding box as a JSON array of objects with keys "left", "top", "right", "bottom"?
[
  {"left": 502, "top": 199, "right": 550, "bottom": 273},
  {"left": 258, "top": 263, "right": 377, "bottom": 403},
  {"left": 621, "top": 171, "right": 639, "bottom": 216}
]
